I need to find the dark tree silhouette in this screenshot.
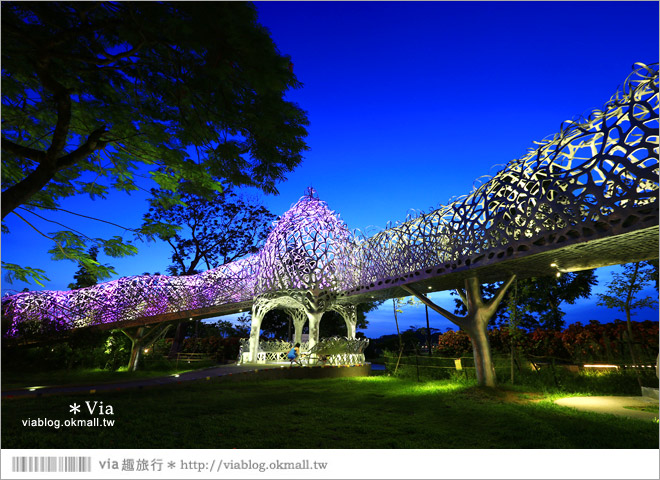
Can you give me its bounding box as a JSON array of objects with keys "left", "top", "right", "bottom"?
[
  {"left": 67, "top": 246, "right": 103, "bottom": 290},
  {"left": 145, "top": 187, "right": 276, "bottom": 276}
]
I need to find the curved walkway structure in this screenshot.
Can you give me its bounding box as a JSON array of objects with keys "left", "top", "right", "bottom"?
[{"left": 2, "top": 64, "right": 658, "bottom": 374}]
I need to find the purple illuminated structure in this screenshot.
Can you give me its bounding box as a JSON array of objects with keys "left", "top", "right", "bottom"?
[{"left": 2, "top": 64, "right": 658, "bottom": 365}]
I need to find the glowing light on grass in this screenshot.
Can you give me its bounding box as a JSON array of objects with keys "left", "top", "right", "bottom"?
[{"left": 388, "top": 381, "right": 467, "bottom": 398}]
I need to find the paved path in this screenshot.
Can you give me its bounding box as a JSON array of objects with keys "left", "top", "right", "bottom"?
[
  {"left": 554, "top": 395, "right": 659, "bottom": 422},
  {"left": 2, "top": 363, "right": 281, "bottom": 399}
]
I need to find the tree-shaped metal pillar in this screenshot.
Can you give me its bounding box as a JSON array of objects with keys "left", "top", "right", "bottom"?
[
  {"left": 403, "top": 275, "right": 516, "bottom": 387},
  {"left": 284, "top": 307, "right": 307, "bottom": 344},
  {"left": 2, "top": 64, "right": 657, "bottom": 382},
  {"left": 245, "top": 187, "right": 355, "bottom": 358}
]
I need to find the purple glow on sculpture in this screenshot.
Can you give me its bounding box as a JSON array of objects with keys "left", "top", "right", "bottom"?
[
  {"left": 257, "top": 187, "right": 355, "bottom": 294},
  {"left": 1, "top": 64, "right": 658, "bottom": 338}
]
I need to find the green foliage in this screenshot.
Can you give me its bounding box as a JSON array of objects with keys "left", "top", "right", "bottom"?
[
  {"left": 596, "top": 262, "right": 658, "bottom": 316},
  {"left": 502, "top": 365, "right": 658, "bottom": 396},
  {"left": 518, "top": 271, "right": 598, "bottom": 330},
  {"left": 431, "top": 321, "right": 659, "bottom": 365},
  {"left": 393, "top": 295, "right": 424, "bottom": 314},
  {"left": 320, "top": 302, "right": 380, "bottom": 337},
  {"left": 382, "top": 350, "right": 474, "bottom": 382},
  {"left": 378, "top": 320, "right": 659, "bottom": 387},
  {"left": 1, "top": 262, "right": 49, "bottom": 287},
  {"left": 1, "top": 329, "right": 131, "bottom": 373},
  {"left": 103, "top": 331, "right": 131, "bottom": 371},
  {"left": 206, "top": 320, "right": 246, "bottom": 338},
  {"left": 646, "top": 259, "right": 659, "bottom": 289},
  {"left": 1, "top": 1, "right": 309, "bottom": 285},
  {"left": 383, "top": 347, "right": 657, "bottom": 395},
  {"left": 152, "top": 335, "right": 241, "bottom": 363}
]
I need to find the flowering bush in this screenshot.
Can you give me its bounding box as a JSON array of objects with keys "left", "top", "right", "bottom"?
[
  {"left": 435, "top": 321, "right": 659, "bottom": 364},
  {"left": 433, "top": 329, "right": 472, "bottom": 356}
]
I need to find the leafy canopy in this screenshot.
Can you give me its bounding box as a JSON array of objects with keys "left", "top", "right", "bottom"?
[{"left": 1, "top": 2, "right": 309, "bottom": 285}]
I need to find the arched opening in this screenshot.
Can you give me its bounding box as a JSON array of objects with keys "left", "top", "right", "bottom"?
[
  {"left": 259, "top": 309, "right": 291, "bottom": 341},
  {"left": 319, "top": 310, "right": 348, "bottom": 338}
]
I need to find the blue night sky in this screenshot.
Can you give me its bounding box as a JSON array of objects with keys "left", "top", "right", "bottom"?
[{"left": 1, "top": 1, "right": 659, "bottom": 338}]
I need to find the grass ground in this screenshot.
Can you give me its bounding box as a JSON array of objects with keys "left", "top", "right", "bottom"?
[
  {"left": 1, "top": 362, "right": 217, "bottom": 390},
  {"left": 623, "top": 404, "right": 660, "bottom": 413},
  {"left": 2, "top": 375, "right": 658, "bottom": 449}
]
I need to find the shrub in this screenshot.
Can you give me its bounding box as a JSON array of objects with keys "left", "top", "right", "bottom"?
[{"left": 434, "top": 322, "right": 659, "bottom": 365}]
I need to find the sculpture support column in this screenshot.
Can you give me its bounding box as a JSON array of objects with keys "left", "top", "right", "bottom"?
[
  {"left": 306, "top": 311, "right": 323, "bottom": 351},
  {"left": 249, "top": 299, "right": 270, "bottom": 363},
  {"left": 346, "top": 317, "right": 357, "bottom": 339},
  {"left": 285, "top": 308, "right": 307, "bottom": 345},
  {"left": 121, "top": 323, "right": 173, "bottom": 371},
  {"left": 402, "top": 274, "right": 516, "bottom": 387}
]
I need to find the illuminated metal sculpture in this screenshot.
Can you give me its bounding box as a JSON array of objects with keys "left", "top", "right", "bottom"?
[
  {"left": 2, "top": 64, "right": 658, "bottom": 368},
  {"left": 3, "top": 255, "right": 259, "bottom": 336},
  {"left": 352, "top": 63, "right": 658, "bottom": 290},
  {"left": 246, "top": 187, "right": 357, "bottom": 361}
]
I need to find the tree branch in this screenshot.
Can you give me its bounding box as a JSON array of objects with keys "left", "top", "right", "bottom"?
[
  {"left": 56, "top": 126, "right": 108, "bottom": 169},
  {"left": 1, "top": 126, "right": 108, "bottom": 219},
  {"left": 1, "top": 137, "right": 46, "bottom": 162},
  {"left": 18, "top": 207, "right": 93, "bottom": 241},
  {"left": 455, "top": 287, "right": 467, "bottom": 306},
  {"left": 625, "top": 263, "right": 640, "bottom": 312},
  {"left": 23, "top": 203, "right": 139, "bottom": 232},
  {"left": 11, "top": 210, "right": 70, "bottom": 262},
  {"left": 401, "top": 284, "right": 466, "bottom": 329},
  {"left": 465, "top": 276, "right": 483, "bottom": 310},
  {"left": 34, "top": 59, "right": 72, "bottom": 160},
  {"left": 485, "top": 274, "right": 517, "bottom": 318}
]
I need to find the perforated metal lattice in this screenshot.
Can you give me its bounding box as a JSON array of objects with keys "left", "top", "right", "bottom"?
[
  {"left": 2, "top": 64, "right": 658, "bottom": 338},
  {"left": 256, "top": 187, "right": 355, "bottom": 294},
  {"left": 353, "top": 63, "right": 658, "bottom": 285}
]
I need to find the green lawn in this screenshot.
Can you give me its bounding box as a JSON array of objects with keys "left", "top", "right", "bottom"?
[
  {"left": 2, "top": 376, "right": 657, "bottom": 449},
  {"left": 1, "top": 363, "right": 217, "bottom": 390}
]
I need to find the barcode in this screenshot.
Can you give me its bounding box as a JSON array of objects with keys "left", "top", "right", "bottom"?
[{"left": 11, "top": 456, "right": 91, "bottom": 473}]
